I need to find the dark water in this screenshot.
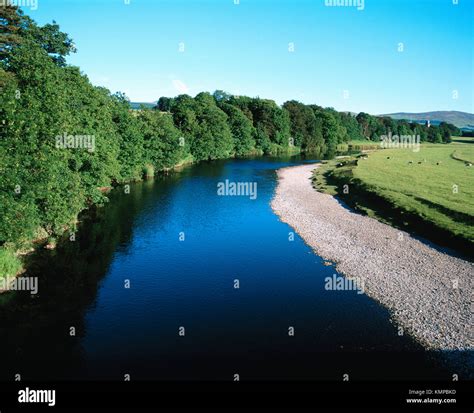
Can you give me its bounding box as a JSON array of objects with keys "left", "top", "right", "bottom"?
[{"left": 0, "top": 157, "right": 471, "bottom": 381}]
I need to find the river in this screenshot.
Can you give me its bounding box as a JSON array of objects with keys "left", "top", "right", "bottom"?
[{"left": 0, "top": 157, "right": 468, "bottom": 381}]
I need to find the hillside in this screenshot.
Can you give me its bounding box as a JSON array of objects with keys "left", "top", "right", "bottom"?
[
  {"left": 383, "top": 111, "right": 474, "bottom": 130},
  {"left": 130, "top": 101, "right": 156, "bottom": 110}
]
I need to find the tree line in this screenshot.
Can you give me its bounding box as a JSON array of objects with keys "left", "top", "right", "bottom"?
[{"left": 0, "top": 6, "right": 459, "bottom": 266}]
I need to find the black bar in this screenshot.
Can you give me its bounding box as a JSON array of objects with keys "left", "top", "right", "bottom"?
[{"left": 0, "top": 381, "right": 470, "bottom": 411}]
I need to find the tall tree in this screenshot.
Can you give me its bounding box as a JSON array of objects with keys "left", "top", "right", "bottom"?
[{"left": 219, "top": 102, "right": 256, "bottom": 155}]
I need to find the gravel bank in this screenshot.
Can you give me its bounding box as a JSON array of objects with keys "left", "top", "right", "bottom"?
[{"left": 271, "top": 163, "right": 473, "bottom": 350}]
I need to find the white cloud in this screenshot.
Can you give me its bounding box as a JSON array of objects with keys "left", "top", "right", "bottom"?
[{"left": 172, "top": 79, "right": 189, "bottom": 94}]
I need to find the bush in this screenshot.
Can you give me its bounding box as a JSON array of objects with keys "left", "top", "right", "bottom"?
[
  {"left": 143, "top": 164, "right": 155, "bottom": 178},
  {"left": 0, "top": 248, "right": 22, "bottom": 279}
]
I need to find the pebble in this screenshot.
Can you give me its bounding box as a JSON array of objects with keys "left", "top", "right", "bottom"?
[{"left": 271, "top": 164, "right": 473, "bottom": 350}]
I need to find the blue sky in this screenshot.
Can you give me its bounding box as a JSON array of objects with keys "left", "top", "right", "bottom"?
[{"left": 23, "top": 0, "right": 473, "bottom": 114}]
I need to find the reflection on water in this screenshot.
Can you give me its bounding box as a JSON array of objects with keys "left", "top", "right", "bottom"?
[{"left": 0, "top": 157, "right": 471, "bottom": 381}]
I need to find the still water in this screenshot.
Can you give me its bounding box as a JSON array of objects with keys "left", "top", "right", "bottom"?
[{"left": 0, "top": 157, "right": 470, "bottom": 380}]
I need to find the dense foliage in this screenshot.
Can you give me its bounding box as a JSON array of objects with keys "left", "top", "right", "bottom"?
[
  {"left": 0, "top": 7, "right": 189, "bottom": 249},
  {"left": 0, "top": 7, "right": 459, "bottom": 257}
]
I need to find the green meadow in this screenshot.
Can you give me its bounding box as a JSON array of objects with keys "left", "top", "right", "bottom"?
[{"left": 313, "top": 139, "right": 474, "bottom": 251}]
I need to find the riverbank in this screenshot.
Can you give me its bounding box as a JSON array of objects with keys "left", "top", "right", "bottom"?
[
  {"left": 312, "top": 159, "right": 474, "bottom": 258},
  {"left": 271, "top": 163, "right": 473, "bottom": 350},
  {"left": 2, "top": 157, "right": 461, "bottom": 380},
  {"left": 0, "top": 156, "right": 198, "bottom": 291}
]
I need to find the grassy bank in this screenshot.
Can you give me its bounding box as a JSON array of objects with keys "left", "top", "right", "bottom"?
[
  {"left": 0, "top": 147, "right": 294, "bottom": 284},
  {"left": 312, "top": 140, "right": 474, "bottom": 257},
  {"left": 0, "top": 153, "right": 196, "bottom": 284}
]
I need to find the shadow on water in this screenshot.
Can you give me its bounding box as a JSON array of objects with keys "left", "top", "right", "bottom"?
[
  {"left": 0, "top": 175, "right": 180, "bottom": 380},
  {"left": 0, "top": 156, "right": 471, "bottom": 381}
]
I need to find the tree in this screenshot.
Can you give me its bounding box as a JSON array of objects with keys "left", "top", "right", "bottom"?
[
  {"left": 283, "top": 100, "right": 313, "bottom": 147},
  {"left": 312, "top": 108, "right": 343, "bottom": 157},
  {"left": 24, "top": 20, "right": 76, "bottom": 66},
  {"left": 427, "top": 126, "right": 443, "bottom": 143},
  {"left": 356, "top": 112, "right": 379, "bottom": 139},
  {"left": 246, "top": 98, "right": 291, "bottom": 152},
  {"left": 156, "top": 96, "right": 173, "bottom": 112},
  {"left": 339, "top": 112, "right": 364, "bottom": 142},
  {"left": 0, "top": 5, "right": 457, "bottom": 254},
  {"left": 219, "top": 102, "right": 256, "bottom": 155},
  {"left": 439, "top": 122, "right": 459, "bottom": 143},
  {"left": 283, "top": 100, "right": 326, "bottom": 153},
  {"left": 112, "top": 93, "right": 145, "bottom": 182},
  {"left": 170, "top": 94, "right": 199, "bottom": 135},
  {"left": 213, "top": 90, "right": 232, "bottom": 103},
  {"left": 139, "top": 110, "right": 185, "bottom": 169},
  {"left": 303, "top": 115, "right": 325, "bottom": 155},
  {"left": 0, "top": 5, "right": 24, "bottom": 63},
  {"left": 194, "top": 92, "right": 234, "bottom": 160}
]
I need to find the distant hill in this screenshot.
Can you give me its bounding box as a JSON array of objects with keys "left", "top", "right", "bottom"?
[
  {"left": 382, "top": 111, "right": 474, "bottom": 130},
  {"left": 130, "top": 101, "right": 156, "bottom": 110}
]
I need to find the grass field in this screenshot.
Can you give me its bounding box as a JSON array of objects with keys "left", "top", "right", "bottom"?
[
  {"left": 450, "top": 138, "right": 474, "bottom": 164},
  {"left": 355, "top": 143, "right": 474, "bottom": 240},
  {"left": 313, "top": 138, "right": 474, "bottom": 253}
]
